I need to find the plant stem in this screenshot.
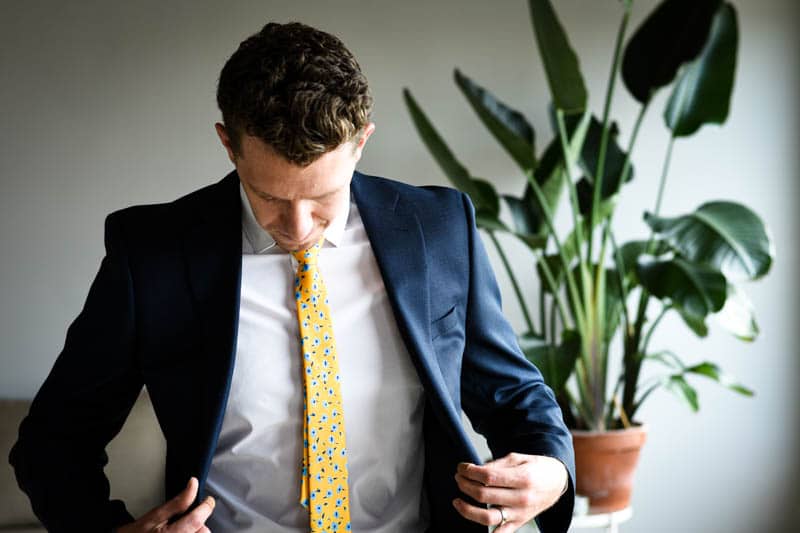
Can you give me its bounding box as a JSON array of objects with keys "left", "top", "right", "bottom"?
[
  {"left": 640, "top": 303, "right": 670, "bottom": 356},
  {"left": 594, "top": 101, "right": 649, "bottom": 286},
  {"left": 573, "top": 359, "right": 598, "bottom": 427},
  {"left": 556, "top": 110, "right": 602, "bottom": 425},
  {"left": 523, "top": 169, "right": 585, "bottom": 336},
  {"left": 488, "top": 231, "right": 536, "bottom": 335},
  {"left": 539, "top": 278, "right": 547, "bottom": 341},
  {"left": 584, "top": 4, "right": 633, "bottom": 430},
  {"left": 631, "top": 381, "right": 662, "bottom": 416},
  {"left": 592, "top": 101, "right": 648, "bottom": 420},
  {"left": 652, "top": 135, "right": 676, "bottom": 221},
  {"left": 563, "top": 386, "right": 593, "bottom": 430},
  {"left": 556, "top": 110, "right": 593, "bottom": 302},
  {"left": 607, "top": 229, "right": 631, "bottom": 341},
  {"left": 613, "top": 394, "right": 632, "bottom": 429},
  {"left": 536, "top": 251, "right": 572, "bottom": 330},
  {"left": 622, "top": 133, "right": 678, "bottom": 416},
  {"left": 587, "top": 1, "right": 632, "bottom": 267}
]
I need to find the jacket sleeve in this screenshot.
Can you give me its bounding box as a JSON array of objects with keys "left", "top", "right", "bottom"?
[
  {"left": 457, "top": 191, "right": 576, "bottom": 533},
  {"left": 8, "top": 212, "right": 143, "bottom": 532}
]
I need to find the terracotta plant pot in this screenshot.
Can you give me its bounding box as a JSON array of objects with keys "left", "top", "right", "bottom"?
[{"left": 571, "top": 424, "right": 647, "bottom": 513}]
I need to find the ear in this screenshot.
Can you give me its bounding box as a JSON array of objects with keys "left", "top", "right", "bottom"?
[
  {"left": 215, "top": 122, "right": 238, "bottom": 164},
  {"left": 352, "top": 122, "right": 376, "bottom": 161}
]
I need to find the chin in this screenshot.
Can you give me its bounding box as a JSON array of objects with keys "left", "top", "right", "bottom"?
[
  {"left": 279, "top": 237, "right": 318, "bottom": 252},
  {"left": 273, "top": 227, "right": 325, "bottom": 251}
]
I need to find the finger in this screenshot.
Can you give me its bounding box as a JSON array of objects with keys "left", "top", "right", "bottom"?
[
  {"left": 197, "top": 527, "right": 211, "bottom": 533},
  {"left": 144, "top": 477, "right": 199, "bottom": 526},
  {"left": 483, "top": 452, "right": 528, "bottom": 468},
  {"left": 455, "top": 473, "right": 526, "bottom": 507},
  {"left": 494, "top": 506, "right": 520, "bottom": 533},
  {"left": 495, "top": 519, "right": 521, "bottom": 533},
  {"left": 170, "top": 495, "right": 215, "bottom": 533},
  {"left": 456, "top": 461, "right": 531, "bottom": 489},
  {"left": 452, "top": 498, "right": 509, "bottom": 527}
]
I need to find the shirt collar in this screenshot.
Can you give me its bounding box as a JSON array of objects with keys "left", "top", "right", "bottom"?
[{"left": 239, "top": 180, "right": 351, "bottom": 254}]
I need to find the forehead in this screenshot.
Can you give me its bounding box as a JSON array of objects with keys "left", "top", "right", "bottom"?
[{"left": 239, "top": 136, "right": 354, "bottom": 200}]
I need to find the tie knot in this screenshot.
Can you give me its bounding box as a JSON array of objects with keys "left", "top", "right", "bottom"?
[{"left": 291, "top": 237, "right": 324, "bottom": 265}]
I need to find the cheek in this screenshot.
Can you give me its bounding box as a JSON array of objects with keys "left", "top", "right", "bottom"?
[
  {"left": 253, "top": 206, "right": 279, "bottom": 228},
  {"left": 318, "top": 205, "right": 342, "bottom": 225},
  {"left": 318, "top": 193, "right": 350, "bottom": 223}
]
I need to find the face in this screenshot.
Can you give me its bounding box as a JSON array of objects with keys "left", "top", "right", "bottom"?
[{"left": 215, "top": 122, "right": 375, "bottom": 252}]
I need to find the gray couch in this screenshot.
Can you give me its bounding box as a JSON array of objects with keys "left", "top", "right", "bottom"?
[{"left": 0, "top": 391, "right": 166, "bottom": 532}]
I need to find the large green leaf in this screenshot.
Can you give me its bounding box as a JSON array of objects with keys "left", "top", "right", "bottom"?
[
  {"left": 519, "top": 329, "right": 581, "bottom": 394},
  {"left": 536, "top": 253, "right": 563, "bottom": 294},
  {"left": 617, "top": 239, "right": 672, "bottom": 288},
  {"left": 575, "top": 179, "right": 615, "bottom": 218},
  {"left": 666, "top": 375, "right": 699, "bottom": 411},
  {"left": 454, "top": 69, "right": 536, "bottom": 173},
  {"left": 643, "top": 201, "right": 774, "bottom": 281},
  {"left": 622, "top": 0, "right": 722, "bottom": 104},
  {"left": 575, "top": 118, "right": 635, "bottom": 213},
  {"left": 403, "top": 88, "right": 499, "bottom": 219},
  {"left": 714, "top": 283, "right": 759, "bottom": 341},
  {"left": 647, "top": 351, "right": 754, "bottom": 412},
  {"left": 665, "top": 3, "right": 738, "bottom": 136},
  {"left": 636, "top": 255, "right": 727, "bottom": 334},
  {"left": 685, "top": 361, "right": 754, "bottom": 396},
  {"left": 534, "top": 132, "right": 564, "bottom": 184},
  {"left": 502, "top": 195, "right": 550, "bottom": 250},
  {"left": 575, "top": 178, "right": 619, "bottom": 219},
  {"left": 528, "top": 0, "right": 587, "bottom": 114},
  {"left": 504, "top": 135, "right": 570, "bottom": 252},
  {"left": 527, "top": 136, "right": 569, "bottom": 220},
  {"left": 677, "top": 307, "right": 710, "bottom": 337},
  {"left": 403, "top": 89, "right": 478, "bottom": 198},
  {"left": 472, "top": 178, "right": 501, "bottom": 219},
  {"left": 501, "top": 139, "right": 562, "bottom": 244}
]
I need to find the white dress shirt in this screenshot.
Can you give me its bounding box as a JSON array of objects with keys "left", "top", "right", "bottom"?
[{"left": 204, "top": 182, "right": 429, "bottom": 532}]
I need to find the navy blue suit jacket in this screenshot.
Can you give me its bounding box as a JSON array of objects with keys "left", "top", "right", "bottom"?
[{"left": 10, "top": 170, "right": 575, "bottom": 532}]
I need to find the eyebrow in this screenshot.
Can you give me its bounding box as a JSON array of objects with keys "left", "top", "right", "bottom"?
[{"left": 247, "top": 181, "right": 339, "bottom": 201}]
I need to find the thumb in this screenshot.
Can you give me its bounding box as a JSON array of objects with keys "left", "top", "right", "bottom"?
[
  {"left": 484, "top": 452, "right": 528, "bottom": 467},
  {"left": 146, "top": 476, "right": 198, "bottom": 526}
]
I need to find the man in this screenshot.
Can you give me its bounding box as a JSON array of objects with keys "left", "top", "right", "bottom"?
[{"left": 10, "top": 22, "right": 575, "bottom": 533}]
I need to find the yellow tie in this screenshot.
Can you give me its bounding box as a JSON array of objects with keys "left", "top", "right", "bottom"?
[{"left": 292, "top": 238, "right": 351, "bottom": 533}]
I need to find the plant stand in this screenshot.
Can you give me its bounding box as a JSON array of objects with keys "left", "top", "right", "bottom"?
[{"left": 571, "top": 507, "right": 633, "bottom": 532}]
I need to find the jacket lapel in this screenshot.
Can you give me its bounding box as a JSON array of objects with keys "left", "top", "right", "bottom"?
[
  {"left": 351, "top": 172, "right": 479, "bottom": 462},
  {"left": 179, "top": 170, "right": 243, "bottom": 497}
]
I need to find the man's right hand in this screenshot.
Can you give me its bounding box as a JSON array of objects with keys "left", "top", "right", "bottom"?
[{"left": 117, "top": 477, "right": 215, "bottom": 533}]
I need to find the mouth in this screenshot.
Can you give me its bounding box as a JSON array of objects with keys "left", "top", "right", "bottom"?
[{"left": 277, "top": 233, "right": 318, "bottom": 251}]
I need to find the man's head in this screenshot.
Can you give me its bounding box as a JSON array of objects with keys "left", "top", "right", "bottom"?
[{"left": 215, "top": 22, "right": 375, "bottom": 251}]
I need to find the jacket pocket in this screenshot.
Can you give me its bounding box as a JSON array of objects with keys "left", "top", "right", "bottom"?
[{"left": 431, "top": 305, "right": 458, "bottom": 340}]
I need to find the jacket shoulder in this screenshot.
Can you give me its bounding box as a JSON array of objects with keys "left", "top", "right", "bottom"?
[
  {"left": 103, "top": 171, "right": 237, "bottom": 250},
  {"left": 353, "top": 171, "right": 466, "bottom": 213}
]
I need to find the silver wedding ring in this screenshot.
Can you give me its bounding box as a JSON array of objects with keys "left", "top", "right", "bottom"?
[{"left": 497, "top": 506, "right": 507, "bottom": 526}]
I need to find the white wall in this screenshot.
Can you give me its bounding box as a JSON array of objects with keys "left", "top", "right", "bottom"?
[{"left": 1, "top": 1, "right": 797, "bottom": 531}]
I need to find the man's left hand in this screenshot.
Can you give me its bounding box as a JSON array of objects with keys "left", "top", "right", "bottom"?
[{"left": 453, "top": 452, "right": 569, "bottom": 532}]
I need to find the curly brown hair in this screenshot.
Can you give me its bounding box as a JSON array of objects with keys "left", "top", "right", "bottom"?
[{"left": 216, "top": 22, "right": 373, "bottom": 166}]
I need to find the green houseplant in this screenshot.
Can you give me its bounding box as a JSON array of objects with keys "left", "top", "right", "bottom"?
[{"left": 404, "top": 0, "right": 775, "bottom": 511}]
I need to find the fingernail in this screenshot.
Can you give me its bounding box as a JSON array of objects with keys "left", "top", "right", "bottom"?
[
  {"left": 452, "top": 498, "right": 460, "bottom": 507},
  {"left": 206, "top": 496, "right": 215, "bottom": 508}
]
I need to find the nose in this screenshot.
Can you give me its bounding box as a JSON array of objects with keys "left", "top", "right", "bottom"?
[{"left": 282, "top": 201, "right": 315, "bottom": 242}]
